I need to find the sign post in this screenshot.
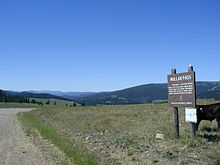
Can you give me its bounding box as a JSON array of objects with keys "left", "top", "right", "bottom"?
[
  {"left": 188, "top": 65, "right": 197, "bottom": 137},
  {"left": 170, "top": 68, "right": 179, "bottom": 137},
  {"left": 167, "top": 65, "right": 197, "bottom": 137}
]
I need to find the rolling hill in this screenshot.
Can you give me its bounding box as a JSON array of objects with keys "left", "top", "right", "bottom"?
[
  {"left": 7, "top": 91, "right": 74, "bottom": 102},
  {"left": 197, "top": 91, "right": 220, "bottom": 100},
  {"left": 73, "top": 81, "right": 220, "bottom": 105},
  {"left": 26, "top": 90, "right": 96, "bottom": 97},
  {"left": 4, "top": 81, "right": 220, "bottom": 105}
]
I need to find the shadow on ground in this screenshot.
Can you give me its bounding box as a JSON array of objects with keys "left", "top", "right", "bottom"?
[{"left": 198, "top": 127, "right": 220, "bottom": 142}]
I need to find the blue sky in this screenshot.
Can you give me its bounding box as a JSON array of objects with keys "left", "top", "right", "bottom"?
[{"left": 0, "top": 0, "right": 220, "bottom": 92}]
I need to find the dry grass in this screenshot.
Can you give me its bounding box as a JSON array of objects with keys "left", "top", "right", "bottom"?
[{"left": 19, "top": 103, "right": 220, "bottom": 165}]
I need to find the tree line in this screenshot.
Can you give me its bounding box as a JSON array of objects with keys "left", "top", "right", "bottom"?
[
  {"left": 0, "top": 90, "right": 30, "bottom": 103},
  {"left": 0, "top": 90, "right": 82, "bottom": 106}
]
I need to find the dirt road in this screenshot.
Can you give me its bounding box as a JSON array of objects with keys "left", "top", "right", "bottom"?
[{"left": 0, "top": 108, "right": 54, "bottom": 165}]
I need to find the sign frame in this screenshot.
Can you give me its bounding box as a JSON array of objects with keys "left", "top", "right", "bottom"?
[{"left": 167, "top": 71, "right": 196, "bottom": 108}]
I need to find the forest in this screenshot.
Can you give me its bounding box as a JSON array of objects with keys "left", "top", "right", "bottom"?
[{"left": 0, "top": 90, "right": 30, "bottom": 103}]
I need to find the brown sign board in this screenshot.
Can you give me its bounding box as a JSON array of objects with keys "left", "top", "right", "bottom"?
[{"left": 167, "top": 71, "right": 196, "bottom": 108}]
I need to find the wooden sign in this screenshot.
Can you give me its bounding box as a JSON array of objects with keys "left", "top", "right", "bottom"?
[{"left": 167, "top": 71, "right": 196, "bottom": 107}]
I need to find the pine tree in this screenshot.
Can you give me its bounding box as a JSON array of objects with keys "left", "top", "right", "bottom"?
[{"left": 46, "top": 100, "right": 50, "bottom": 105}]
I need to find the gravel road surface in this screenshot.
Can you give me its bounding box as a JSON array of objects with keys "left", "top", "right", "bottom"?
[{"left": 0, "top": 108, "right": 53, "bottom": 165}]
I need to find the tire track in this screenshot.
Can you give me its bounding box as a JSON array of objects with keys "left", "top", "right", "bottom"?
[{"left": 0, "top": 108, "right": 53, "bottom": 165}]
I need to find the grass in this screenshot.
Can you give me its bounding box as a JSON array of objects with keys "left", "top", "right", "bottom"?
[
  {"left": 0, "top": 102, "right": 39, "bottom": 108},
  {"left": 18, "top": 110, "right": 100, "bottom": 165},
  {"left": 0, "top": 98, "right": 78, "bottom": 108},
  {"left": 18, "top": 102, "right": 220, "bottom": 165},
  {"left": 29, "top": 98, "right": 78, "bottom": 106}
]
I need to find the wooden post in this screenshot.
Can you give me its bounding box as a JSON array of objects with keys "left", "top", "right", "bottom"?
[
  {"left": 171, "top": 68, "right": 179, "bottom": 137},
  {"left": 188, "top": 65, "right": 197, "bottom": 137}
]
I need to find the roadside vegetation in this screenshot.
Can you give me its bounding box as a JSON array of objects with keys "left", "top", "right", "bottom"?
[{"left": 17, "top": 101, "right": 220, "bottom": 165}]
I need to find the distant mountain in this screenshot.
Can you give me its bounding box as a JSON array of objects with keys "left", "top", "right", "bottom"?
[
  {"left": 198, "top": 91, "right": 220, "bottom": 100},
  {"left": 196, "top": 81, "right": 220, "bottom": 94},
  {"left": 8, "top": 91, "right": 74, "bottom": 102},
  {"left": 4, "top": 81, "right": 220, "bottom": 105},
  {"left": 74, "top": 81, "right": 220, "bottom": 105},
  {"left": 26, "top": 90, "right": 96, "bottom": 97},
  {"left": 74, "top": 83, "right": 167, "bottom": 105}
]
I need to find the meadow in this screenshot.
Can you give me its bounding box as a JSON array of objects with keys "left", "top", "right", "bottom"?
[
  {"left": 17, "top": 102, "right": 220, "bottom": 165},
  {"left": 0, "top": 102, "right": 39, "bottom": 108},
  {"left": 29, "top": 98, "right": 78, "bottom": 106}
]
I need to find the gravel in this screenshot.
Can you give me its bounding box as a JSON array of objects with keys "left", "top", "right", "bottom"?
[{"left": 0, "top": 108, "right": 54, "bottom": 165}]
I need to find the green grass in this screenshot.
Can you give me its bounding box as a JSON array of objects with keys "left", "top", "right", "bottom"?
[
  {"left": 18, "top": 102, "right": 220, "bottom": 165},
  {"left": 29, "top": 98, "right": 78, "bottom": 106},
  {"left": 0, "top": 98, "right": 78, "bottom": 109},
  {"left": 18, "top": 109, "right": 100, "bottom": 165},
  {"left": 0, "top": 102, "right": 39, "bottom": 108}
]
